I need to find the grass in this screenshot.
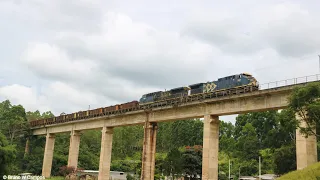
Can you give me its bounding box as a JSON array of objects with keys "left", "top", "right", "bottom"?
[
  {"left": 278, "top": 162, "right": 320, "bottom": 180},
  {"left": 46, "top": 177, "right": 65, "bottom": 180}
]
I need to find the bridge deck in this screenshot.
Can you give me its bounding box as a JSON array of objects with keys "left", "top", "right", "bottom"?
[{"left": 31, "top": 81, "right": 320, "bottom": 135}]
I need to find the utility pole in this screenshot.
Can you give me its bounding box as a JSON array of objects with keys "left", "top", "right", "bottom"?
[
  {"left": 259, "top": 156, "right": 261, "bottom": 180},
  {"left": 318, "top": 55, "right": 320, "bottom": 73},
  {"left": 229, "top": 159, "right": 231, "bottom": 180}
]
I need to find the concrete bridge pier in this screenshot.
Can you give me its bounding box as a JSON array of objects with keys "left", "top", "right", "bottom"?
[
  {"left": 202, "top": 115, "right": 219, "bottom": 180},
  {"left": 42, "top": 133, "right": 55, "bottom": 178},
  {"left": 141, "top": 121, "right": 158, "bottom": 180},
  {"left": 67, "top": 130, "right": 81, "bottom": 168},
  {"left": 296, "top": 114, "right": 318, "bottom": 170},
  {"left": 98, "top": 127, "right": 114, "bottom": 180}
]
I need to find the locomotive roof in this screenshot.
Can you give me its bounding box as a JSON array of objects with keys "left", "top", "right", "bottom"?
[
  {"left": 241, "top": 72, "right": 252, "bottom": 76},
  {"left": 170, "top": 86, "right": 190, "bottom": 91},
  {"left": 189, "top": 82, "right": 205, "bottom": 87},
  {"left": 145, "top": 91, "right": 162, "bottom": 96},
  {"left": 217, "top": 73, "right": 253, "bottom": 81}
]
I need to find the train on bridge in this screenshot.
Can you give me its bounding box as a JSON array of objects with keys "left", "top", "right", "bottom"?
[{"left": 30, "top": 73, "right": 259, "bottom": 127}]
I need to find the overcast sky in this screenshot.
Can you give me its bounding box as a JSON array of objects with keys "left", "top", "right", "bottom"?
[{"left": 0, "top": 0, "right": 319, "bottom": 123}]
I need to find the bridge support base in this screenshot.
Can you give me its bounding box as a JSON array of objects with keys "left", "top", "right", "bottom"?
[
  {"left": 141, "top": 121, "right": 158, "bottom": 180},
  {"left": 67, "top": 130, "right": 81, "bottom": 168},
  {"left": 202, "top": 115, "right": 219, "bottom": 180},
  {"left": 42, "top": 133, "right": 55, "bottom": 178},
  {"left": 296, "top": 114, "right": 318, "bottom": 170},
  {"left": 98, "top": 127, "right": 113, "bottom": 180}
]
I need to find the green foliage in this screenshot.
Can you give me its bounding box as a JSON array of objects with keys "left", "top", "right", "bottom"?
[
  {"left": 22, "top": 136, "right": 46, "bottom": 174},
  {"left": 318, "top": 142, "right": 320, "bottom": 161},
  {"left": 163, "top": 148, "right": 183, "bottom": 177},
  {"left": 155, "top": 153, "right": 166, "bottom": 178},
  {"left": 126, "top": 173, "right": 135, "bottom": 180},
  {"left": 239, "top": 158, "right": 259, "bottom": 176},
  {"left": 273, "top": 144, "right": 296, "bottom": 175},
  {"left": 112, "top": 125, "right": 144, "bottom": 160},
  {"left": 78, "top": 130, "right": 101, "bottom": 170},
  {"left": 157, "top": 119, "right": 203, "bottom": 151},
  {"left": 235, "top": 111, "right": 285, "bottom": 149},
  {"left": 182, "top": 149, "right": 202, "bottom": 178},
  {"left": 0, "top": 100, "right": 29, "bottom": 144},
  {"left": 219, "top": 121, "right": 236, "bottom": 154},
  {"left": 0, "top": 131, "right": 17, "bottom": 177},
  {"left": 26, "top": 110, "right": 54, "bottom": 121},
  {"left": 288, "top": 82, "right": 320, "bottom": 137},
  {"left": 235, "top": 122, "right": 259, "bottom": 160},
  {"left": 218, "top": 172, "right": 228, "bottom": 180},
  {"left": 259, "top": 148, "right": 274, "bottom": 174},
  {"left": 46, "top": 177, "right": 65, "bottom": 180}
]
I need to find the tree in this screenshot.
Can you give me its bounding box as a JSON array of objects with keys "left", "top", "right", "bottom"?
[
  {"left": 163, "top": 148, "right": 183, "bottom": 178},
  {"left": 273, "top": 144, "right": 296, "bottom": 175},
  {"left": 26, "top": 110, "right": 55, "bottom": 121},
  {"left": 0, "top": 131, "right": 17, "bottom": 177},
  {"left": 275, "top": 109, "right": 297, "bottom": 146},
  {"left": 219, "top": 121, "right": 236, "bottom": 154},
  {"left": 235, "top": 123, "right": 259, "bottom": 160},
  {"left": 259, "top": 148, "right": 274, "bottom": 174},
  {"left": 24, "top": 110, "right": 54, "bottom": 157},
  {"left": 112, "top": 125, "right": 144, "bottom": 160},
  {"left": 235, "top": 111, "right": 279, "bottom": 149},
  {"left": 182, "top": 148, "right": 202, "bottom": 179},
  {"left": 156, "top": 119, "right": 203, "bottom": 152},
  {"left": 0, "top": 101, "right": 28, "bottom": 144},
  {"left": 21, "top": 136, "right": 45, "bottom": 174},
  {"left": 288, "top": 82, "right": 320, "bottom": 137}
]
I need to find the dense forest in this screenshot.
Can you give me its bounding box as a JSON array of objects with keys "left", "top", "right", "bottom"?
[{"left": 0, "top": 82, "right": 319, "bottom": 179}]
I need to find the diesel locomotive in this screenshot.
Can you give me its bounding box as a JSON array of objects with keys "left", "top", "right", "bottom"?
[
  {"left": 30, "top": 73, "right": 259, "bottom": 127},
  {"left": 139, "top": 72, "right": 258, "bottom": 105}
]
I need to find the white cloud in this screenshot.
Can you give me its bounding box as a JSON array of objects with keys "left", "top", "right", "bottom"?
[
  {"left": 0, "top": 84, "right": 48, "bottom": 112},
  {"left": 0, "top": 0, "right": 319, "bottom": 123},
  {"left": 22, "top": 42, "right": 98, "bottom": 82},
  {"left": 0, "top": 82, "right": 119, "bottom": 115},
  {"left": 184, "top": 2, "right": 320, "bottom": 58}
]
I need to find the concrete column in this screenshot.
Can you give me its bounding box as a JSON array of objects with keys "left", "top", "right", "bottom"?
[
  {"left": 202, "top": 115, "right": 219, "bottom": 180},
  {"left": 98, "top": 127, "right": 113, "bottom": 180},
  {"left": 67, "top": 130, "right": 81, "bottom": 168},
  {"left": 24, "top": 138, "right": 30, "bottom": 158},
  {"left": 296, "top": 114, "right": 318, "bottom": 170},
  {"left": 42, "top": 133, "right": 55, "bottom": 178},
  {"left": 150, "top": 122, "right": 158, "bottom": 180},
  {"left": 141, "top": 121, "right": 158, "bottom": 180}
]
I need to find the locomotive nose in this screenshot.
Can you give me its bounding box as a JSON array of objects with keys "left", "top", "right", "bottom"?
[{"left": 252, "top": 78, "right": 259, "bottom": 87}]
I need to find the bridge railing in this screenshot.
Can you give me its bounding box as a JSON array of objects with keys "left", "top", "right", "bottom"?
[{"left": 259, "top": 74, "right": 320, "bottom": 90}]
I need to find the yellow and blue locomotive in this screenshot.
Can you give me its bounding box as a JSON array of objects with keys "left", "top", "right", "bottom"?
[{"left": 139, "top": 73, "right": 258, "bottom": 105}]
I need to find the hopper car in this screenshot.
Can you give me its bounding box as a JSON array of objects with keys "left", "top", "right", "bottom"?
[{"left": 30, "top": 73, "right": 258, "bottom": 127}]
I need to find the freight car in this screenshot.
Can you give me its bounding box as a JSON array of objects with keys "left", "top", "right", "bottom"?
[
  {"left": 30, "top": 101, "right": 140, "bottom": 127},
  {"left": 30, "top": 73, "right": 259, "bottom": 127}
]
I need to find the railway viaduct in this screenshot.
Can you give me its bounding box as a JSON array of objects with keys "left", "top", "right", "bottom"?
[{"left": 31, "top": 75, "right": 320, "bottom": 180}]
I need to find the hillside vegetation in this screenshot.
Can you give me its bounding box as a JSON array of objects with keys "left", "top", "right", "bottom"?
[{"left": 278, "top": 162, "right": 320, "bottom": 180}]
